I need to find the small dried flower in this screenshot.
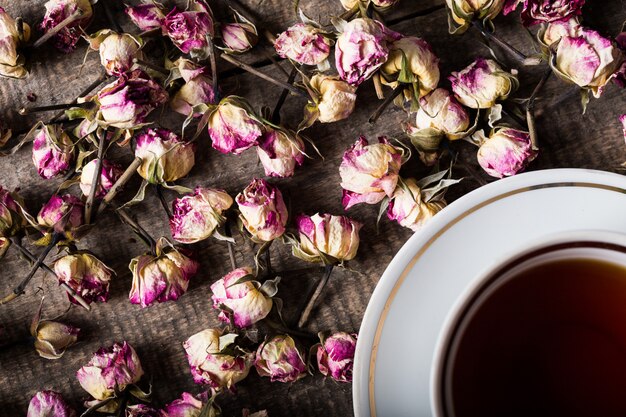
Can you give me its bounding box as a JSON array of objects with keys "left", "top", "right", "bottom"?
[
  {"left": 0, "top": 7, "right": 30, "bottom": 79},
  {"left": 54, "top": 252, "right": 114, "bottom": 305},
  {"left": 446, "top": 0, "right": 505, "bottom": 29},
  {"left": 40, "top": 0, "right": 92, "bottom": 52},
  {"left": 413, "top": 88, "right": 471, "bottom": 140},
  {"left": 236, "top": 178, "right": 288, "bottom": 242},
  {"left": 449, "top": 58, "right": 517, "bottom": 109},
  {"left": 170, "top": 187, "right": 233, "bottom": 244},
  {"left": 163, "top": 0, "right": 215, "bottom": 59},
  {"left": 135, "top": 127, "right": 196, "bottom": 184},
  {"left": 257, "top": 127, "right": 305, "bottom": 178},
  {"left": 221, "top": 22, "right": 258, "bottom": 54},
  {"left": 207, "top": 96, "right": 264, "bottom": 154},
  {"left": 476, "top": 127, "right": 537, "bottom": 178},
  {"left": 164, "top": 392, "right": 215, "bottom": 417},
  {"left": 125, "top": 3, "right": 166, "bottom": 31},
  {"left": 387, "top": 178, "right": 446, "bottom": 231},
  {"left": 293, "top": 213, "right": 361, "bottom": 264},
  {"left": 79, "top": 159, "right": 123, "bottom": 198},
  {"left": 32, "top": 124, "right": 75, "bottom": 180},
  {"left": 538, "top": 17, "right": 581, "bottom": 47},
  {"left": 87, "top": 30, "right": 142, "bottom": 76},
  {"left": 274, "top": 23, "right": 332, "bottom": 66},
  {"left": 31, "top": 318, "right": 79, "bottom": 360},
  {"left": 170, "top": 58, "right": 217, "bottom": 117},
  {"left": 316, "top": 332, "right": 357, "bottom": 382},
  {"left": 308, "top": 74, "right": 357, "bottom": 124},
  {"left": 255, "top": 335, "right": 307, "bottom": 383},
  {"left": 37, "top": 194, "right": 84, "bottom": 235},
  {"left": 0, "top": 186, "right": 26, "bottom": 257},
  {"left": 504, "top": 0, "right": 585, "bottom": 26},
  {"left": 27, "top": 391, "right": 76, "bottom": 417}
]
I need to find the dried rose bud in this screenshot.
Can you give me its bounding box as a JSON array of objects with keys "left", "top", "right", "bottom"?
[
  {"left": 316, "top": 332, "right": 357, "bottom": 382},
  {"left": 125, "top": 3, "right": 166, "bottom": 31},
  {"left": 27, "top": 391, "right": 76, "bottom": 417},
  {"left": 183, "top": 328, "right": 254, "bottom": 389},
  {"left": 79, "top": 159, "right": 123, "bottom": 198},
  {"left": 413, "top": 88, "right": 471, "bottom": 140},
  {"left": 135, "top": 128, "right": 195, "bottom": 184},
  {"left": 164, "top": 392, "right": 216, "bottom": 417},
  {"left": 449, "top": 58, "right": 517, "bottom": 109},
  {"left": 477, "top": 127, "right": 537, "bottom": 178},
  {"left": 339, "top": 0, "right": 359, "bottom": 10},
  {"left": 372, "top": 0, "right": 400, "bottom": 9},
  {"left": 129, "top": 238, "right": 199, "bottom": 308},
  {"left": 54, "top": 252, "right": 114, "bottom": 305},
  {"left": 170, "top": 187, "right": 233, "bottom": 244},
  {"left": 37, "top": 194, "right": 84, "bottom": 235},
  {"left": 31, "top": 319, "right": 79, "bottom": 360},
  {"left": 208, "top": 96, "right": 264, "bottom": 154},
  {"left": 504, "top": 0, "right": 585, "bottom": 26},
  {"left": 274, "top": 23, "right": 332, "bottom": 66},
  {"left": 0, "top": 186, "right": 26, "bottom": 257},
  {"left": 163, "top": 0, "right": 215, "bottom": 59},
  {"left": 335, "top": 18, "right": 400, "bottom": 86},
  {"left": 257, "top": 127, "right": 305, "bottom": 178},
  {"left": 76, "top": 341, "right": 144, "bottom": 403},
  {"left": 293, "top": 213, "right": 361, "bottom": 264},
  {"left": 236, "top": 178, "right": 288, "bottom": 242},
  {"left": 339, "top": 136, "right": 403, "bottom": 210},
  {"left": 538, "top": 17, "right": 581, "bottom": 47},
  {"left": 210, "top": 267, "right": 273, "bottom": 328},
  {"left": 308, "top": 74, "right": 357, "bottom": 124},
  {"left": 125, "top": 405, "right": 160, "bottom": 417},
  {"left": 387, "top": 178, "right": 446, "bottom": 231},
  {"left": 87, "top": 30, "right": 142, "bottom": 76},
  {"left": 380, "top": 36, "right": 440, "bottom": 97},
  {"left": 40, "top": 0, "right": 92, "bottom": 52},
  {"left": 221, "top": 22, "right": 258, "bottom": 54},
  {"left": 170, "top": 58, "right": 217, "bottom": 117},
  {"left": 255, "top": 335, "right": 307, "bottom": 383},
  {"left": 551, "top": 26, "right": 625, "bottom": 98},
  {"left": 0, "top": 7, "right": 30, "bottom": 79},
  {"left": 446, "top": 0, "right": 505, "bottom": 29},
  {"left": 32, "top": 124, "right": 75, "bottom": 180},
  {"left": 94, "top": 69, "right": 168, "bottom": 129}
]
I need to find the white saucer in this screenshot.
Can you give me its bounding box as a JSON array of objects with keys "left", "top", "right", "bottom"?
[{"left": 353, "top": 169, "right": 626, "bottom": 417}]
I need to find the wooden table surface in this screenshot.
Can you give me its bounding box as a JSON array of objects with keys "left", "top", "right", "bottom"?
[{"left": 1, "top": 0, "right": 625, "bottom": 415}]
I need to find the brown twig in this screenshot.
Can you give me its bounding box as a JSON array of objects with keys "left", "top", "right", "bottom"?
[
  {"left": 133, "top": 58, "right": 169, "bottom": 75},
  {"left": 50, "top": 73, "right": 109, "bottom": 123},
  {"left": 224, "top": 222, "right": 237, "bottom": 271},
  {"left": 368, "top": 86, "right": 403, "bottom": 124},
  {"left": 117, "top": 209, "right": 156, "bottom": 252},
  {"left": 472, "top": 20, "right": 527, "bottom": 63},
  {"left": 33, "top": 8, "right": 84, "bottom": 48},
  {"left": 297, "top": 265, "right": 334, "bottom": 328},
  {"left": 526, "top": 67, "right": 552, "bottom": 151},
  {"left": 207, "top": 37, "right": 219, "bottom": 99},
  {"left": 85, "top": 129, "right": 107, "bottom": 224},
  {"left": 97, "top": 157, "right": 142, "bottom": 215},
  {"left": 155, "top": 185, "right": 172, "bottom": 218},
  {"left": 271, "top": 67, "right": 298, "bottom": 124},
  {"left": 19, "top": 101, "right": 89, "bottom": 116}
]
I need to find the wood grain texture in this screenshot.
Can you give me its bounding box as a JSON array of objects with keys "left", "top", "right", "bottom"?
[{"left": 1, "top": 0, "right": 626, "bottom": 416}]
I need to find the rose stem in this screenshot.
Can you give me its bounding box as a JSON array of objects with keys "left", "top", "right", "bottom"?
[
  {"left": 15, "top": 17, "right": 25, "bottom": 41},
  {"left": 271, "top": 67, "right": 298, "bottom": 124},
  {"left": 207, "top": 37, "right": 219, "bottom": 99},
  {"left": 225, "top": 222, "right": 237, "bottom": 270},
  {"left": 220, "top": 53, "right": 309, "bottom": 98},
  {"left": 526, "top": 67, "right": 552, "bottom": 151},
  {"left": 33, "top": 8, "right": 84, "bottom": 48},
  {"left": 10, "top": 238, "right": 91, "bottom": 310},
  {"left": 132, "top": 58, "right": 169, "bottom": 75},
  {"left": 19, "top": 101, "right": 89, "bottom": 116},
  {"left": 114, "top": 391, "right": 129, "bottom": 417},
  {"left": 373, "top": 74, "right": 385, "bottom": 100},
  {"left": 97, "top": 157, "right": 142, "bottom": 215},
  {"left": 0, "top": 233, "right": 60, "bottom": 305},
  {"left": 85, "top": 129, "right": 107, "bottom": 224},
  {"left": 368, "top": 85, "right": 403, "bottom": 124},
  {"left": 471, "top": 20, "right": 527, "bottom": 63},
  {"left": 117, "top": 209, "right": 156, "bottom": 252},
  {"left": 297, "top": 264, "right": 334, "bottom": 328},
  {"left": 79, "top": 397, "right": 115, "bottom": 417},
  {"left": 155, "top": 185, "right": 172, "bottom": 218},
  {"left": 50, "top": 73, "right": 109, "bottom": 123}
]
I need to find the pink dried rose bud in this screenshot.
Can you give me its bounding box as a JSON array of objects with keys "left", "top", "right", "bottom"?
[
  {"left": 316, "top": 332, "right": 357, "bottom": 382},
  {"left": 255, "top": 334, "right": 307, "bottom": 383},
  {"left": 449, "top": 58, "right": 518, "bottom": 109},
  {"left": 31, "top": 319, "right": 79, "bottom": 360},
  {"left": 37, "top": 194, "right": 84, "bottom": 234},
  {"left": 0, "top": 7, "right": 30, "bottom": 79},
  {"left": 335, "top": 18, "right": 400, "bottom": 86},
  {"left": 79, "top": 159, "right": 123, "bottom": 198},
  {"left": 538, "top": 17, "right": 581, "bottom": 48},
  {"left": 387, "top": 178, "right": 446, "bottom": 231},
  {"left": 504, "top": 0, "right": 585, "bottom": 26},
  {"left": 93, "top": 69, "right": 168, "bottom": 129},
  {"left": 210, "top": 267, "right": 273, "bottom": 328},
  {"left": 125, "top": 3, "right": 166, "bottom": 31},
  {"left": 170, "top": 58, "right": 217, "bottom": 117},
  {"left": 170, "top": 187, "right": 233, "bottom": 244},
  {"left": 413, "top": 88, "right": 471, "bottom": 140},
  {"left": 87, "top": 30, "right": 142, "bottom": 76},
  {"left": 76, "top": 341, "right": 144, "bottom": 403},
  {"left": 125, "top": 405, "right": 160, "bottom": 417},
  {"left": 339, "top": 136, "right": 404, "bottom": 210},
  {"left": 257, "top": 127, "right": 305, "bottom": 178},
  {"left": 208, "top": 96, "right": 264, "bottom": 154},
  {"left": 380, "top": 36, "right": 440, "bottom": 97},
  {"left": 27, "top": 391, "right": 76, "bottom": 417},
  {"left": 477, "top": 127, "right": 537, "bottom": 178},
  {"left": 221, "top": 22, "right": 258, "bottom": 54},
  {"left": 446, "top": 0, "right": 505, "bottom": 28},
  {"left": 184, "top": 329, "right": 254, "bottom": 389},
  {"left": 32, "top": 124, "right": 75, "bottom": 180},
  {"left": 129, "top": 237, "right": 199, "bottom": 308},
  {"left": 293, "top": 213, "right": 361, "bottom": 264},
  {"left": 236, "top": 178, "right": 288, "bottom": 242},
  {"left": 308, "top": 74, "right": 357, "bottom": 124},
  {"left": 164, "top": 392, "right": 216, "bottom": 417},
  {"left": 0, "top": 186, "right": 26, "bottom": 257},
  {"left": 163, "top": 0, "right": 215, "bottom": 59},
  {"left": 274, "top": 23, "right": 332, "bottom": 66},
  {"left": 135, "top": 127, "right": 195, "bottom": 184},
  {"left": 40, "top": 0, "right": 92, "bottom": 53},
  {"left": 54, "top": 252, "right": 114, "bottom": 305}
]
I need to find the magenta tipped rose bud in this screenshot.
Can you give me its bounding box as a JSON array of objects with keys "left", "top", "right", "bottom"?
[
  {"left": 257, "top": 127, "right": 305, "bottom": 178},
  {"left": 309, "top": 74, "right": 357, "bottom": 124},
  {"left": 210, "top": 267, "right": 273, "bottom": 328},
  {"left": 236, "top": 179, "right": 288, "bottom": 242},
  {"left": 40, "top": 0, "right": 93, "bottom": 53},
  {"left": 164, "top": 392, "right": 214, "bottom": 417},
  {"left": 37, "top": 194, "right": 84, "bottom": 234},
  {"left": 335, "top": 18, "right": 400, "bottom": 86},
  {"left": 504, "top": 0, "right": 585, "bottom": 26},
  {"left": 539, "top": 17, "right": 581, "bottom": 47},
  {"left": 221, "top": 22, "right": 258, "bottom": 54},
  {"left": 129, "top": 238, "right": 199, "bottom": 308},
  {"left": 164, "top": 0, "right": 215, "bottom": 59},
  {"left": 31, "top": 319, "right": 79, "bottom": 360},
  {"left": 79, "top": 159, "right": 123, "bottom": 198},
  {"left": 316, "top": 332, "right": 357, "bottom": 382},
  {"left": 0, "top": 8, "right": 30, "bottom": 79},
  {"left": 274, "top": 23, "right": 332, "bottom": 66},
  {"left": 95, "top": 69, "right": 168, "bottom": 129},
  {"left": 32, "top": 124, "right": 75, "bottom": 180},
  {"left": 0, "top": 186, "right": 25, "bottom": 257},
  {"left": 125, "top": 3, "right": 166, "bottom": 31},
  {"left": 293, "top": 213, "right": 361, "bottom": 264},
  {"left": 339, "top": 136, "right": 403, "bottom": 210},
  {"left": 184, "top": 328, "right": 254, "bottom": 389},
  {"left": 135, "top": 128, "right": 195, "bottom": 184},
  {"left": 170, "top": 187, "right": 233, "bottom": 244},
  {"left": 446, "top": 0, "right": 505, "bottom": 28},
  {"left": 208, "top": 96, "right": 264, "bottom": 154},
  {"left": 414, "top": 88, "right": 471, "bottom": 140},
  {"left": 170, "top": 58, "right": 217, "bottom": 117},
  {"left": 27, "top": 391, "right": 76, "bottom": 417},
  {"left": 87, "top": 31, "right": 142, "bottom": 76},
  {"left": 76, "top": 341, "right": 144, "bottom": 402},
  {"left": 449, "top": 58, "right": 518, "bottom": 109},
  {"left": 54, "top": 252, "right": 114, "bottom": 305},
  {"left": 387, "top": 178, "right": 446, "bottom": 231},
  {"left": 255, "top": 335, "right": 307, "bottom": 383},
  {"left": 477, "top": 127, "right": 537, "bottom": 178}
]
